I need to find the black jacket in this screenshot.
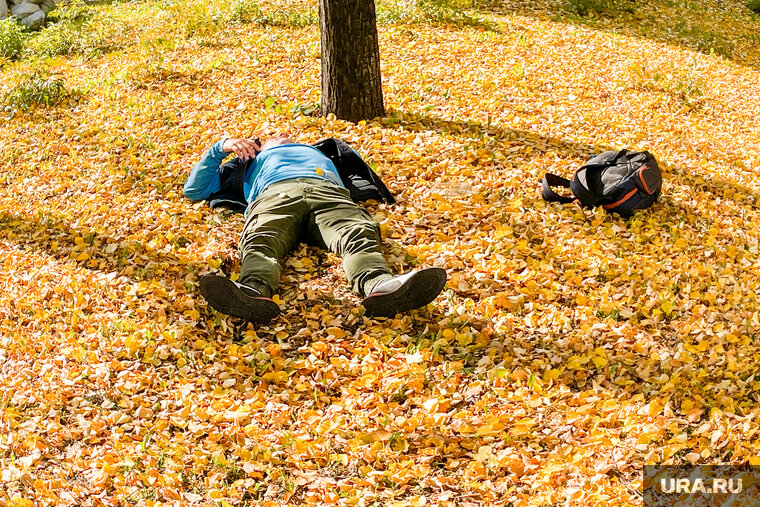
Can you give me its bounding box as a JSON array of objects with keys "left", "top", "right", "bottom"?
[{"left": 208, "top": 138, "right": 395, "bottom": 213}]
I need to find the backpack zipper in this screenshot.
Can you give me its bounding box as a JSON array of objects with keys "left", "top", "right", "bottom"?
[
  {"left": 603, "top": 188, "right": 637, "bottom": 210},
  {"left": 637, "top": 165, "right": 653, "bottom": 194}
]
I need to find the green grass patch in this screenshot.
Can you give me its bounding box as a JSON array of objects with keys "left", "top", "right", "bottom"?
[
  {"left": 0, "top": 18, "right": 26, "bottom": 60},
  {"left": 153, "top": 0, "right": 317, "bottom": 45},
  {"left": 5, "top": 0, "right": 320, "bottom": 64},
  {"left": 672, "top": 20, "right": 737, "bottom": 59},
  {"left": 629, "top": 57, "right": 706, "bottom": 107},
  {"left": 153, "top": 0, "right": 225, "bottom": 41},
  {"left": 24, "top": 2, "right": 125, "bottom": 58},
  {"left": 226, "top": 0, "right": 317, "bottom": 27},
  {"left": 2, "top": 67, "right": 80, "bottom": 115},
  {"left": 253, "top": 8, "right": 317, "bottom": 27},
  {"left": 562, "top": 0, "right": 635, "bottom": 17},
  {"left": 226, "top": 0, "right": 263, "bottom": 24},
  {"left": 377, "top": 0, "right": 496, "bottom": 29}
]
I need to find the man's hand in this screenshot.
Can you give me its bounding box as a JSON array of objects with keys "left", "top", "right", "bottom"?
[{"left": 222, "top": 138, "right": 261, "bottom": 161}]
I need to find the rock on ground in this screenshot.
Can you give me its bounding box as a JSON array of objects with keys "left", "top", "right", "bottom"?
[
  {"left": 20, "top": 8, "right": 44, "bottom": 28},
  {"left": 10, "top": 1, "right": 41, "bottom": 18},
  {"left": 3, "top": 0, "right": 78, "bottom": 29},
  {"left": 40, "top": 0, "right": 56, "bottom": 14}
]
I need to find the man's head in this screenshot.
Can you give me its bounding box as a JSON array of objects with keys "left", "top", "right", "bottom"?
[{"left": 260, "top": 135, "right": 294, "bottom": 151}]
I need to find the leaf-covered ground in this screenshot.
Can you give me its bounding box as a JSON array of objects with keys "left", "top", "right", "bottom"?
[{"left": 2, "top": 0, "right": 760, "bottom": 505}]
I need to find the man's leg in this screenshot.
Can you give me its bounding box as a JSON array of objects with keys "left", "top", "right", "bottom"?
[
  {"left": 305, "top": 183, "right": 391, "bottom": 296},
  {"left": 238, "top": 182, "right": 308, "bottom": 297},
  {"left": 306, "top": 182, "right": 446, "bottom": 316}
]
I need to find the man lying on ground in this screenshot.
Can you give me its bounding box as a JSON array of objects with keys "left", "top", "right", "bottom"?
[{"left": 184, "top": 134, "right": 447, "bottom": 323}]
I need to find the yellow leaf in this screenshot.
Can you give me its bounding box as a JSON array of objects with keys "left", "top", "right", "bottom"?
[
  {"left": 422, "top": 398, "right": 438, "bottom": 412},
  {"left": 327, "top": 327, "right": 345, "bottom": 339},
  {"left": 441, "top": 328, "right": 456, "bottom": 340},
  {"left": 494, "top": 226, "right": 512, "bottom": 239},
  {"left": 488, "top": 366, "right": 508, "bottom": 380},
  {"left": 124, "top": 335, "right": 139, "bottom": 355}
]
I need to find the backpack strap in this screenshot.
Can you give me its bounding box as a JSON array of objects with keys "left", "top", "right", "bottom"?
[
  {"left": 581, "top": 149, "right": 630, "bottom": 170},
  {"left": 208, "top": 156, "right": 251, "bottom": 212},
  {"left": 569, "top": 166, "right": 600, "bottom": 206},
  {"left": 313, "top": 138, "right": 396, "bottom": 204},
  {"left": 541, "top": 173, "right": 575, "bottom": 204},
  {"left": 235, "top": 156, "right": 248, "bottom": 196}
]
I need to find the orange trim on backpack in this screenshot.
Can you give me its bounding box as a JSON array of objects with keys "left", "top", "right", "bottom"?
[
  {"left": 638, "top": 165, "right": 652, "bottom": 194},
  {"left": 603, "top": 188, "right": 637, "bottom": 210}
]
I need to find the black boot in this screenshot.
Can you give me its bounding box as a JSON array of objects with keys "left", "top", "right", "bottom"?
[
  {"left": 199, "top": 275, "right": 281, "bottom": 324},
  {"left": 362, "top": 267, "right": 447, "bottom": 318}
]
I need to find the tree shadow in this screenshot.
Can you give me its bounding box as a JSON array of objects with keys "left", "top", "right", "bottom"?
[
  {"left": 669, "top": 169, "right": 760, "bottom": 213},
  {"left": 476, "top": 0, "right": 760, "bottom": 71},
  {"left": 217, "top": 298, "right": 665, "bottom": 503},
  {"left": 375, "top": 109, "right": 760, "bottom": 397},
  {"left": 393, "top": 108, "right": 760, "bottom": 210},
  {"left": 0, "top": 207, "right": 214, "bottom": 287},
  {"left": 4, "top": 111, "right": 758, "bottom": 412},
  {"left": 385, "top": 108, "right": 606, "bottom": 158}
]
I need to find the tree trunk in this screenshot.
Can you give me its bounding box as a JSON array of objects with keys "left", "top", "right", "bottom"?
[{"left": 319, "top": 0, "right": 385, "bottom": 122}]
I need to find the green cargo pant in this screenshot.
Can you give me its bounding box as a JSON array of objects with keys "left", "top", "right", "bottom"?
[{"left": 238, "top": 178, "right": 391, "bottom": 297}]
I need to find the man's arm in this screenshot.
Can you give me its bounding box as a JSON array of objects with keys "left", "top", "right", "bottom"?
[
  {"left": 183, "top": 138, "right": 261, "bottom": 201},
  {"left": 183, "top": 139, "right": 227, "bottom": 202}
]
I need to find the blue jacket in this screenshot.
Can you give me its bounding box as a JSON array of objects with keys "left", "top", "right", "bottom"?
[{"left": 188, "top": 138, "right": 395, "bottom": 213}]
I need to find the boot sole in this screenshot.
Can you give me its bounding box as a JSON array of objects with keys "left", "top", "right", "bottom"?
[
  {"left": 199, "top": 275, "right": 281, "bottom": 324},
  {"left": 362, "top": 267, "right": 447, "bottom": 318}
]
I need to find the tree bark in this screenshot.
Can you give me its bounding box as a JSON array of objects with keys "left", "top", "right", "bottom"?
[{"left": 319, "top": 0, "right": 385, "bottom": 122}]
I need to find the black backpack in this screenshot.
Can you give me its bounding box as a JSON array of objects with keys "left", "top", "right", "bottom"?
[{"left": 541, "top": 149, "right": 662, "bottom": 217}]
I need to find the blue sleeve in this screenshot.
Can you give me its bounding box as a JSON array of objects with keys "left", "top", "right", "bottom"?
[{"left": 183, "top": 139, "right": 227, "bottom": 201}]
